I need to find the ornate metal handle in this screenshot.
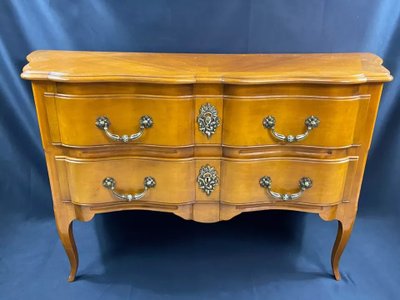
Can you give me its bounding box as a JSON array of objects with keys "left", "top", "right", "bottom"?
[
  {"left": 96, "top": 115, "right": 153, "bottom": 143},
  {"left": 263, "top": 115, "right": 319, "bottom": 143},
  {"left": 259, "top": 176, "right": 312, "bottom": 201},
  {"left": 102, "top": 176, "right": 156, "bottom": 201}
]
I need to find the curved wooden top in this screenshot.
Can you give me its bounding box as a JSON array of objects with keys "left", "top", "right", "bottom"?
[{"left": 21, "top": 50, "right": 392, "bottom": 84}]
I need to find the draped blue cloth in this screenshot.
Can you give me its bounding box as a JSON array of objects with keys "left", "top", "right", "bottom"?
[{"left": 1, "top": 1, "right": 399, "bottom": 299}]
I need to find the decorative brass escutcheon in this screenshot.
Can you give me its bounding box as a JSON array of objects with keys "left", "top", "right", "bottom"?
[
  {"left": 197, "top": 103, "right": 220, "bottom": 139},
  {"left": 197, "top": 164, "right": 219, "bottom": 196}
]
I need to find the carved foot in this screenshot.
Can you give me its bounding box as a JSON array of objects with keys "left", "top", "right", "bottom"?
[
  {"left": 331, "top": 218, "right": 354, "bottom": 280},
  {"left": 56, "top": 218, "right": 79, "bottom": 282}
]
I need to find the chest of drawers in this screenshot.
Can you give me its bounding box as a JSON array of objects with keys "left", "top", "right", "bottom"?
[{"left": 21, "top": 51, "right": 392, "bottom": 281}]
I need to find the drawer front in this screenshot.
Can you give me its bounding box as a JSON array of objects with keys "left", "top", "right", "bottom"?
[
  {"left": 223, "top": 95, "right": 369, "bottom": 147},
  {"left": 61, "top": 157, "right": 195, "bottom": 205},
  {"left": 221, "top": 157, "right": 357, "bottom": 205},
  {"left": 46, "top": 93, "right": 194, "bottom": 147}
]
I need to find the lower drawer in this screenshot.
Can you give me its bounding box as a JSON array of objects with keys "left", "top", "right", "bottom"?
[
  {"left": 221, "top": 157, "right": 358, "bottom": 206},
  {"left": 56, "top": 155, "right": 358, "bottom": 207},
  {"left": 60, "top": 157, "right": 195, "bottom": 205}
]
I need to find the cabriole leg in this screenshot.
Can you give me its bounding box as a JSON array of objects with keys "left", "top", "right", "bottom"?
[
  {"left": 331, "top": 218, "right": 354, "bottom": 280},
  {"left": 55, "top": 217, "right": 79, "bottom": 282}
]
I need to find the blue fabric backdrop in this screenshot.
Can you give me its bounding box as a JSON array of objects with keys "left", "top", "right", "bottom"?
[{"left": 1, "top": 1, "right": 399, "bottom": 299}]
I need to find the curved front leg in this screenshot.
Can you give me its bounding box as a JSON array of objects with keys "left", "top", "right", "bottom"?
[
  {"left": 331, "top": 218, "right": 355, "bottom": 280},
  {"left": 55, "top": 217, "right": 79, "bottom": 282}
]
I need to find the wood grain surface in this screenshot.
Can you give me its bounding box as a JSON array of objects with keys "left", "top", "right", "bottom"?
[{"left": 22, "top": 51, "right": 392, "bottom": 84}]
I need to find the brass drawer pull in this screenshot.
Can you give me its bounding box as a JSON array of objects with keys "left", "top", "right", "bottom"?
[
  {"left": 102, "top": 177, "right": 156, "bottom": 201},
  {"left": 96, "top": 115, "right": 153, "bottom": 143},
  {"left": 263, "top": 115, "right": 319, "bottom": 143},
  {"left": 259, "top": 176, "right": 312, "bottom": 201}
]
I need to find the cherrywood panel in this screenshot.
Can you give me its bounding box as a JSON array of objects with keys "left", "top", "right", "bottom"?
[
  {"left": 47, "top": 93, "right": 194, "bottom": 147},
  {"left": 22, "top": 51, "right": 392, "bottom": 84},
  {"left": 56, "top": 82, "right": 193, "bottom": 95},
  {"left": 223, "top": 83, "right": 362, "bottom": 97},
  {"left": 59, "top": 145, "right": 195, "bottom": 159},
  {"left": 61, "top": 156, "right": 195, "bottom": 205},
  {"left": 223, "top": 95, "right": 370, "bottom": 147},
  {"left": 223, "top": 145, "right": 358, "bottom": 159},
  {"left": 221, "top": 157, "right": 358, "bottom": 205}
]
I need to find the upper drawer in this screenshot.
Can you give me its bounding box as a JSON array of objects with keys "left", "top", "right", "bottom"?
[
  {"left": 223, "top": 94, "right": 370, "bottom": 148},
  {"left": 44, "top": 93, "right": 194, "bottom": 147}
]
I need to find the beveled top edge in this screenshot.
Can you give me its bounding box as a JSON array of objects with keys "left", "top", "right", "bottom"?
[{"left": 21, "top": 50, "right": 393, "bottom": 84}]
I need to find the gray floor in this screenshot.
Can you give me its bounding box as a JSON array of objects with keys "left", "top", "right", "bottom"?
[{"left": 1, "top": 210, "right": 399, "bottom": 300}]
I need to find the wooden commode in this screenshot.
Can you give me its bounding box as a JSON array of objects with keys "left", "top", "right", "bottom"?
[{"left": 21, "top": 51, "right": 392, "bottom": 281}]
